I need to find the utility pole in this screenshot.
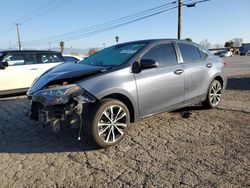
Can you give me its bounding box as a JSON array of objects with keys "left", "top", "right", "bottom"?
[
  {"left": 115, "top": 36, "right": 119, "bottom": 44},
  {"left": 48, "top": 42, "right": 51, "bottom": 50},
  {"left": 60, "top": 41, "right": 64, "bottom": 54},
  {"left": 177, "top": 0, "right": 182, "bottom": 39},
  {"left": 14, "top": 23, "right": 22, "bottom": 50}
]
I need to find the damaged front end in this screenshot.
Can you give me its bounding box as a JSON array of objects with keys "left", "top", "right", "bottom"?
[{"left": 28, "top": 84, "right": 96, "bottom": 139}]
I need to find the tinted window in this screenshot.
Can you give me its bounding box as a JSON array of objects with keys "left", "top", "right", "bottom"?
[
  {"left": 38, "top": 53, "right": 64, "bottom": 64},
  {"left": 23, "top": 54, "right": 36, "bottom": 64},
  {"left": 199, "top": 49, "right": 208, "bottom": 59},
  {"left": 64, "top": 56, "right": 78, "bottom": 63},
  {"left": 142, "top": 43, "right": 177, "bottom": 67},
  {"left": 178, "top": 43, "right": 202, "bottom": 62},
  {"left": 2, "top": 53, "right": 36, "bottom": 66},
  {"left": 79, "top": 43, "right": 146, "bottom": 66}
]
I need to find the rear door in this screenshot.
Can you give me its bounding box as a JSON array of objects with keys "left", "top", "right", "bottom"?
[
  {"left": 37, "top": 52, "right": 64, "bottom": 74},
  {"left": 177, "top": 42, "right": 211, "bottom": 103},
  {"left": 0, "top": 52, "right": 40, "bottom": 91},
  {"left": 134, "top": 42, "right": 185, "bottom": 118}
]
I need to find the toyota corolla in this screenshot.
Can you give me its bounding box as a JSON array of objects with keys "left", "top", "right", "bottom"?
[{"left": 27, "top": 39, "right": 227, "bottom": 147}]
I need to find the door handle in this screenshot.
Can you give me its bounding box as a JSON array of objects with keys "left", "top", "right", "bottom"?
[
  {"left": 30, "top": 68, "right": 38, "bottom": 70},
  {"left": 206, "top": 63, "right": 213, "bottom": 68},
  {"left": 174, "top": 69, "right": 184, "bottom": 75}
]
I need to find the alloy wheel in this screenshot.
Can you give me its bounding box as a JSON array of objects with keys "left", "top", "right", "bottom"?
[
  {"left": 97, "top": 105, "right": 128, "bottom": 144},
  {"left": 209, "top": 81, "right": 222, "bottom": 107}
]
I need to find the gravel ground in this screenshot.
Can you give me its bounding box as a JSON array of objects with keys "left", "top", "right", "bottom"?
[
  {"left": 0, "top": 77, "right": 249, "bottom": 187},
  {"left": 0, "top": 56, "right": 249, "bottom": 187}
]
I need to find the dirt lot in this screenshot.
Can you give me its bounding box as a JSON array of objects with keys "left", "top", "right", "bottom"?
[{"left": 0, "top": 56, "right": 249, "bottom": 187}]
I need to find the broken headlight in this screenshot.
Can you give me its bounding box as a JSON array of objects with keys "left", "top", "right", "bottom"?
[
  {"left": 33, "top": 84, "right": 94, "bottom": 107},
  {"left": 41, "top": 84, "right": 81, "bottom": 97}
]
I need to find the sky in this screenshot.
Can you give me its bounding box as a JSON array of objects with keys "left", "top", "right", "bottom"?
[{"left": 0, "top": 0, "right": 249, "bottom": 50}]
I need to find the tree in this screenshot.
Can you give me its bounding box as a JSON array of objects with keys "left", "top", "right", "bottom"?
[
  {"left": 232, "top": 38, "right": 243, "bottom": 47},
  {"left": 224, "top": 41, "right": 234, "bottom": 48},
  {"left": 213, "top": 43, "right": 223, "bottom": 49},
  {"left": 88, "top": 48, "right": 98, "bottom": 56},
  {"left": 185, "top": 38, "right": 192, "bottom": 42},
  {"left": 199, "top": 39, "right": 211, "bottom": 49}
]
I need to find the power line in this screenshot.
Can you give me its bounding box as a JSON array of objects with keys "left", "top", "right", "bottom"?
[
  {"left": 18, "top": 0, "right": 56, "bottom": 23},
  {"left": 16, "top": 0, "right": 209, "bottom": 48},
  {"left": 0, "top": 25, "right": 15, "bottom": 35},
  {"left": 24, "top": 1, "right": 178, "bottom": 44},
  {"left": 23, "top": 1, "right": 180, "bottom": 46},
  {"left": 178, "top": 0, "right": 210, "bottom": 39},
  {"left": 21, "top": 0, "right": 73, "bottom": 24},
  {"left": 24, "top": 0, "right": 208, "bottom": 46},
  {"left": 0, "top": 0, "right": 72, "bottom": 36},
  {"left": 24, "top": 5, "right": 179, "bottom": 47}
]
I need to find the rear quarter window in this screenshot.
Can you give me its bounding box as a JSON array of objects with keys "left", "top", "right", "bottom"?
[
  {"left": 38, "top": 52, "right": 64, "bottom": 63},
  {"left": 178, "top": 43, "right": 202, "bottom": 62},
  {"left": 199, "top": 49, "right": 208, "bottom": 59}
]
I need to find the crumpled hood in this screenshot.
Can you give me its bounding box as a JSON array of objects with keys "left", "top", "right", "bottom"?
[{"left": 28, "top": 63, "right": 106, "bottom": 94}]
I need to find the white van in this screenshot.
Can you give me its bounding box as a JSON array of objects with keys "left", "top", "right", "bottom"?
[{"left": 0, "top": 50, "right": 65, "bottom": 95}]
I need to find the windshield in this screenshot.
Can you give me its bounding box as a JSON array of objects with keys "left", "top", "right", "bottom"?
[{"left": 79, "top": 43, "right": 146, "bottom": 66}]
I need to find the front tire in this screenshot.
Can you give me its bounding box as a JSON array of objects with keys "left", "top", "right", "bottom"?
[
  {"left": 84, "top": 99, "right": 130, "bottom": 148},
  {"left": 203, "top": 80, "right": 222, "bottom": 109}
]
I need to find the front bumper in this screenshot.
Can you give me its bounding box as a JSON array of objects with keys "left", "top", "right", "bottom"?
[{"left": 28, "top": 89, "right": 96, "bottom": 134}]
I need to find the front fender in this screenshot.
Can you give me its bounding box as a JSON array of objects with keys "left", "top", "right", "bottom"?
[{"left": 95, "top": 88, "right": 140, "bottom": 122}]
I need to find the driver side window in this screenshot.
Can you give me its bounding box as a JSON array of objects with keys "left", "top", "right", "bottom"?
[
  {"left": 142, "top": 43, "right": 178, "bottom": 67},
  {"left": 2, "top": 53, "right": 36, "bottom": 66}
]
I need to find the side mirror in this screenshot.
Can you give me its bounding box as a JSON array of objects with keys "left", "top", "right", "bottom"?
[
  {"left": 140, "top": 59, "right": 158, "bottom": 70},
  {"left": 132, "top": 59, "right": 158, "bottom": 73}
]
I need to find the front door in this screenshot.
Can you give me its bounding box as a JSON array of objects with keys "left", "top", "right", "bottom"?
[
  {"left": 0, "top": 52, "right": 40, "bottom": 91},
  {"left": 134, "top": 43, "right": 185, "bottom": 118}
]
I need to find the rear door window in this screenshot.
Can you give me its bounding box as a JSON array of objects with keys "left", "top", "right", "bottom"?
[
  {"left": 142, "top": 43, "right": 178, "bottom": 67},
  {"left": 178, "top": 43, "right": 202, "bottom": 62},
  {"left": 64, "top": 56, "right": 79, "bottom": 63},
  {"left": 38, "top": 53, "right": 64, "bottom": 64}
]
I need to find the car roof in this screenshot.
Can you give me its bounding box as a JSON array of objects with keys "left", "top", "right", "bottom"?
[
  {"left": 122, "top": 38, "right": 192, "bottom": 43},
  {"left": 0, "top": 50, "right": 61, "bottom": 53},
  {"left": 118, "top": 38, "right": 199, "bottom": 46}
]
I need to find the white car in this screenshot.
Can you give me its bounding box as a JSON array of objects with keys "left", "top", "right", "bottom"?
[
  {"left": 0, "top": 50, "right": 65, "bottom": 95},
  {"left": 214, "top": 50, "right": 233, "bottom": 57},
  {"left": 63, "top": 54, "right": 84, "bottom": 63}
]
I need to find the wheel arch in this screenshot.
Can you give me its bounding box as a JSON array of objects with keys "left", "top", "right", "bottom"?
[
  {"left": 101, "top": 93, "right": 136, "bottom": 123},
  {"left": 203, "top": 74, "right": 224, "bottom": 101},
  {"left": 213, "top": 75, "right": 224, "bottom": 88}
]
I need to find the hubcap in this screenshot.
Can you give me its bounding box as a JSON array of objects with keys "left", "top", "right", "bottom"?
[
  {"left": 98, "top": 105, "right": 127, "bottom": 144},
  {"left": 210, "top": 82, "right": 222, "bottom": 106}
]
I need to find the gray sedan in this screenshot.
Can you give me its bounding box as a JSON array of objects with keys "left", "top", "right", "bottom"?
[{"left": 27, "top": 39, "right": 227, "bottom": 147}]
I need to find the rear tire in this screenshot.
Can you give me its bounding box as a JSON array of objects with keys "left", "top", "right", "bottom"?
[
  {"left": 83, "top": 99, "right": 130, "bottom": 148},
  {"left": 203, "top": 80, "right": 222, "bottom": 109}
]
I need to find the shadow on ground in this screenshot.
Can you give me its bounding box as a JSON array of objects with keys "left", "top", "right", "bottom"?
[
  {"left": 226, "top": 77, "right": 250, "bottom": 90},
  {"left": 0, "top": 76, "right": 249, "bottom": 154},
  {"left": 0, "top": 111, "right": 101, "bottom": 153}
]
